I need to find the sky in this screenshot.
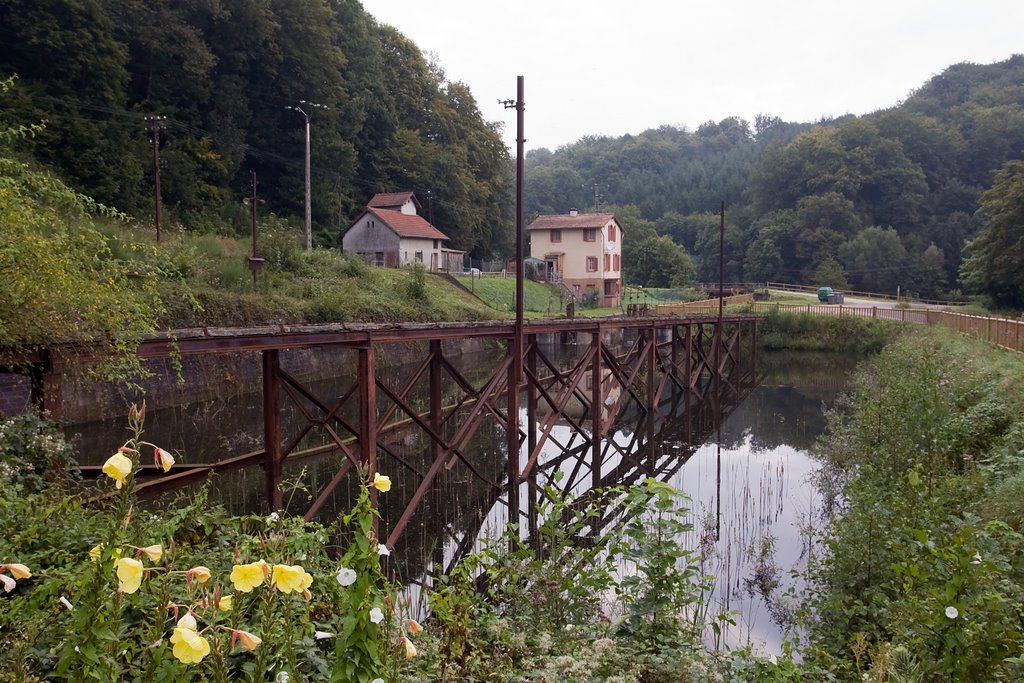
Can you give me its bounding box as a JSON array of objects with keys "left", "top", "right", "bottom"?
[{"left": 358, "top": 0, "right": 1024, "bottom": 152}]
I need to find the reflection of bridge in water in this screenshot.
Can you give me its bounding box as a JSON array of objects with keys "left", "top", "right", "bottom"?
[{"left": 14, "top": 314, "right": 762, "bottom": 570}]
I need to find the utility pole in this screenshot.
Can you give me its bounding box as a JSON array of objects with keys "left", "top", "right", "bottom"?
[
  {"left": 145, "top": 115, "right": 166, "bottom": 243},
  {"left": 247, "top": 171, "right": 266, "bottom": 286},
  {"left": 285, "top": 101, "right": 326, "bottom": 251},
  {"left": 500, "top": 76, "right": 525, "bottom": 534}
]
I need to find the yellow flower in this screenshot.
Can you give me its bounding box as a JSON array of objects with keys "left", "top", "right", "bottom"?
[
  {"left": 372, "top": 472, "right": 392, "bottom": 492},
  {"left": 140, "top": 544, "right": 163, "bottom": 562},
  {"left": 115, "top": 557, "right": 145, "bottom": 594},
  {"left": 216, "top": 594, "right": 233, "bottom": 611},
  {"left": 89, "top": 544, "right": 122, "bottom": 562},
  {"left": 187, "top": 566, "right": 212, "bottom": 584},
  {"left": 233, "top": 629, "right": 262, "bottom": 652},
  {"left": 102, "top": 453, "right": 134, "bottom": 489},
  {"left": 407, "top": 618, "right": 423, "bottom": 635},
  {"left": 3, "top": 564, "right": 31, "bottom": 580},
  {"left": 177, "top": 612, "right": 198, "bottom": 631},
  {"left": 401, "top": 636, "right": 418, "bottom": 658},
  {"left": 230, "top": 562, "right": 266, "bottom": 593},
  {"left": 170, "top": 626, "right": 211, "bottom": 664},
  {"left": 272, "top": 564, "right": 308, "bottom": 594},
  {"left": 154, "top": 447, "right": 175, "bottom": 472}
]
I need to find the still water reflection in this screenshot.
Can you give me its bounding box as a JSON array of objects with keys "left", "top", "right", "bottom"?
[{"left": 67, "top": 347, "right": 857, "bottom": 656}]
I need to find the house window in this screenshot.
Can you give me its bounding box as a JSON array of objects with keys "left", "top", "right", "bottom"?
[
  {"left": 586, "top": 256, "right": 598, "bottom": 272},
  {"left": 604, "top": 254, "right": 610, "bottom": 272},
  {"left": 608, "top": 224, "right": 616, "bottom": 241},
  {"left": 374, "top": 252, "right": 384, "bottom": 267},
  {"left": 583, "top": 228, "right": 596, "bottom": 242},
  {"left": 604, "top": 280, "right": 617, "bottom": 296},
  {"left": 550, "top": 229, "right": 562, "bottom": 243},
  {"left": 368, "top": 220, "right": 376, "bottom": 229},
  {"left": 433, "top": 239, "right": 439, "bottom": 249},
  {"left": 613, "top": 254, "right": 620, "bottom": 271},
  {"left": 414, "top": 251, "right": 423, "bottom": 263}
]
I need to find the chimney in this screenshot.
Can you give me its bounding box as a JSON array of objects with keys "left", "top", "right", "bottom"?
[{"left": 569, "top": 208, "right": 578, "bottom": 216}]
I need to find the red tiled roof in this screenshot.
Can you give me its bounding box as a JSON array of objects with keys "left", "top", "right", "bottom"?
[
  {"left": 368, "top": 191, "right": 420, "bottom": 210},
  {"left": 527, "top": 212, "right": 619, "bottom": 230},
  {"left": 369, "top": 208, "right": 448, "bottom": 240}
]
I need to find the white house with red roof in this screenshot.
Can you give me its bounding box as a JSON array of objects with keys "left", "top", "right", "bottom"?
[
  {"left": 527, "top": 209, "right": 623, "bottom": 307},
  {"left": 342, "top": 192, "right": 452, "bottom": 271}
]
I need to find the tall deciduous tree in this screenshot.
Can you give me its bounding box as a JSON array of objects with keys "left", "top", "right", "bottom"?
[{"left": 960, "top": 161, "right": 1024, "bottom": 306}]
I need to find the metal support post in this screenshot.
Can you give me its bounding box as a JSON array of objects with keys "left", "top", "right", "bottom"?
[
  {"left": 591, "top": 328, "right": 602, "bottom": 489},
  {"left": 262, "top": 349, "right": 282, "bottom": 512},
  {"left": 358, "top": 345, "right": 378, "bottom": 515}
]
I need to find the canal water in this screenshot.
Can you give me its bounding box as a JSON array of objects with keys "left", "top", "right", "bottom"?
[{"left": 64, "top": 347, "right": 858, "bottom": 656}]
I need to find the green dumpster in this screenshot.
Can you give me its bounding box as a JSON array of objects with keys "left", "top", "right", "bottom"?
[{"left": 817, "top": 287, "right": 833, "bottom": 303}]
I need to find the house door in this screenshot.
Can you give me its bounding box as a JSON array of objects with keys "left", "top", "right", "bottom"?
[{"left": 545, "top": 254, "right": 562, "bottom": 279}]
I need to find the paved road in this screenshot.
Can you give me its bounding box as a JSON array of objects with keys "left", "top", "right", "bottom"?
[{"left": 781, "top": 291, "right": 951, "bottom": 311}]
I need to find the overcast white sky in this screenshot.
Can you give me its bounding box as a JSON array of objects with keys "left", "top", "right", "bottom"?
[{"left": 358, "top": 0, "right": 1023, "bottom": 152}]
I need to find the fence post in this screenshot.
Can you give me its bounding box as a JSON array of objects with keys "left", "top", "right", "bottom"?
[{"left": 872, "top": 306, "right": 877, "bottom": 318}]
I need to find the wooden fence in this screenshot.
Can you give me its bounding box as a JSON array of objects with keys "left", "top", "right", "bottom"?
[
  {"left": 655, "top": 293, "right": 754, "bottom": 314},
  {"left": 657, "top": 297, "right": 1024, "bottom": 353}
]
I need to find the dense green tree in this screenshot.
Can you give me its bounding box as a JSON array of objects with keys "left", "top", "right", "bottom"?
[
  {"left": 0, "top": 0, "right": 143, "bottom": 211},
  {"left": 838, "top": 227, "right": 908, "bottom": 294},
  {"left": 810, "top": 254, "right": 851, "bottom": 290},
  {"left": 960, "top": 161, "right": 1024, "bottom": 306},
  {"left": 615, "top": 206, "right": 694, "bottom": 287}
]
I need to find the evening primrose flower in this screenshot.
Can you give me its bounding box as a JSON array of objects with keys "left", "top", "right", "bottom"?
[
  {"left": 0, "top": 574, "right": 15, "bottom": 593},
  {"left": 102, "top": 452, "right": 134, "bottom": 488},
  {"left": 139, "top": 544, "right": 163, "bottom": 562},
  {"left": 177, "top": 612, "right": 198, "bottom": 631},
  {"left": 945, "top": 606, "right": 959, "bottom": 619},
  {"left": 115, "top": 557, "right": 145, "bottom": 594},
  {"left": 216, "top": 594, "right": 233, "bottom": 611},
  {"left": 186, "top": 566, "right": 211, "bottom": 584},
  {"left": 336, "top": 567, "right": 357, "bottom": 587},
  {"left": 272, "top": 564, "right": 308, "bottom": 594},
  {"left": 372, "top": 472, "right": 392, "bottom": 492},
  {"left": 230, "top": 561, "right": 266, "bottom": 593},
  {"left": 407, "top": 618, "right": 423, "bottom": 634},
  {"left": 233, "top": 629, "right": 262, "bottom": 652},
  {"left": 377, "top": 544, "right": 391, "bottom": 557},
  {"left": 2, "top": 563, "right": 31, "bottom": 580},
  {"left": 369, "top": 607, "right": 384, "bottom": 624},
  {"left": 154, "top": 447, "right": 175, "bottom": 472},
  {"left": 88, "top": 543, "right": 122, "bottom": 562},
  {"left": 401, "top": 636, "right": 417, "bottom": 658},
  {"left": 170, "top": 625, "right": 211, "bottom": 664}
]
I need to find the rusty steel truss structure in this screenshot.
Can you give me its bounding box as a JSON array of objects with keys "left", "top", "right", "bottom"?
[{"left": 17, "top": 314, "right": 761, "bottom": 550}]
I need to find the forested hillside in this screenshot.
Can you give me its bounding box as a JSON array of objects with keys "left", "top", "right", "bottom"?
[
  {"left": 0, "top": 0, "right": 513, "bottom": 255},
  {"left": 2, "top": 2, "right": 1023, "bottom": 305},
  {"left": 526, "top": 56, "right": 1024, "bottom": 304}
]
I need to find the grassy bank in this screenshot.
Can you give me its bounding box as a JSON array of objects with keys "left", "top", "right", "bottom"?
[
  {"left": 754, "top": 309, "right": 904, "bottom": 354},
  {"left": 797, "top": 326, "right": 1024, "bottom": 681}
]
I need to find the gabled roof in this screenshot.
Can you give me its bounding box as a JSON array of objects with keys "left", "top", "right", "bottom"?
[
  {"left": 356, "top": 207, "right": 448, "bottom": 240},
  {"left": 368, "top": 191, "right": 421, "bottom": 211},
  {"left": 527, "top": 212, "right": 620, "bottom": 231}
]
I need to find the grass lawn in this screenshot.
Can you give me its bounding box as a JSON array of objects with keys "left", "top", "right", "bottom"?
[{"left": 453, "top": 276, "right": 567, "bottom": 315}]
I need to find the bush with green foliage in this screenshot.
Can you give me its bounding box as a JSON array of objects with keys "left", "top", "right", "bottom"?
[{"left": 803, "top": 328, "right": 1024, "bottom": 681}]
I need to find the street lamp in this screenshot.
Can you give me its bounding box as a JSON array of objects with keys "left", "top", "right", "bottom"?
[{"left": 285, "top": 101, "right": 326, "bottom": 252}]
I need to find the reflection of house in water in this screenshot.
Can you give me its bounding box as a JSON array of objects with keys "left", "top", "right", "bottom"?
[{"left": 536, "top": 368, "right": 622, "bottom": 423}]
